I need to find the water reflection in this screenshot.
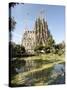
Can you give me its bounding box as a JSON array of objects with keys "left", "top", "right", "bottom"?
[
  {"left": 51, "top": 63, "right": 65, "bottom": 78},
  {"left": 48, "top": 63, "right": 65, "bottom": 84},
  {"left": 13, "top": 58, "right": 65, "bottom": 85}
]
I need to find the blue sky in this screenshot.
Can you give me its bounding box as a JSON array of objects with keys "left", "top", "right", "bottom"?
[{"left": 11, "top": 3, "right": 65, "bottom": 44}]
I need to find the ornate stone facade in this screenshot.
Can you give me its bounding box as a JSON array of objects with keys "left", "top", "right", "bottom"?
[
  {"left": 22, "top": 30, "right": 36, "bottom": 53},
  {"left": 22, "top": 17, "right": 48, "bottom": 53},
  {"left": 35, "top": 17, "right": 48, "bottom": 46}
]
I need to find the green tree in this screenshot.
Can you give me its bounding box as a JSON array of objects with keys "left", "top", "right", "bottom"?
[
  {"left": 54, "top": 41, "right": 65, "bottom": 55},
  {"left": 9, "top": 2, "right": 24, "bottom": 32},
  {"left": 9, "top": 3, "right": 17, "bottom": 42},
  {"left": 46, "top": 30, "right": 55, "bottom": 47},
  {"left": 14, "top": 45, "right": 26, "bottom": 57},
  {"left": 10, "top": 42, "right": 26, "bottom": 57},
  {"left": 53, "top": 44, "right": 61, "bottom": 54}
]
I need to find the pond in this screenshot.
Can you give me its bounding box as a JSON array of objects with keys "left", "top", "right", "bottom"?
[
  {"left": 52, "top": 63, "right": 65, "bottom": 77},
  {"left": 11, "top": 58, "right": 65, "bottom": 86},
  {"left": 48, "top": 63, "right": 65, "bottom": 85},
  {"left": 14, "top": 59, "right": 55, "bottom": 73}
]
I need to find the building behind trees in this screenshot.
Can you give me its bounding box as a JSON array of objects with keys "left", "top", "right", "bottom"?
[{"left": 22, "top": 13, "right": 54, "bottom": 53}]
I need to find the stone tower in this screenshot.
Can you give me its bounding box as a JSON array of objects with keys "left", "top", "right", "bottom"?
[
  {"left": 22, "top": 30, "right": 35, "bottom": 53},
  {"left": 35, "top": 17, "right": 48, "bottom": 47},
  {"left": 22, "top": 10, "right": 49, "bottom": 53}
]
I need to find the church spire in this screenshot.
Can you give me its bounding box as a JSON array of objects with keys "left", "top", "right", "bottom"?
[
  {"left": 37, "top": 8, "right": 47, "bottom": 22},
  {"left": 39, "top": 9, "right": 44, "bottom": 20}
]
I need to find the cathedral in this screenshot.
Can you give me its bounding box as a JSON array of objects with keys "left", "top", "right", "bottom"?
[
  {"left": 22, "top": 30, "right": 36, "bottom": 53},
  {"left": 21, "top": 15, "right": 49, "bottom": 53}
]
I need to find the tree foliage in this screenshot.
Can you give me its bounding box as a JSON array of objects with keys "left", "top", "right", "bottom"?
[
  {"left": 9, "top": 17, "right": 16, "bottom": 32},
  {"left": 54, "top": 42, "right": 65, "bottom": 55},
  {"left": 46, "top": 30, "right": 55, "bottom": 47},
  {"left": 10, "top": 42, "right": 25, "bottom": 57},
  {"left": 9, "top": 3, "right": 24, "bottom": 41},
  {"left": 9, "top": 2, "right": 17, "bottom": 42}
]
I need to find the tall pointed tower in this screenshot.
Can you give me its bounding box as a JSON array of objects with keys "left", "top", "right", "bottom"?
[{"left": 35, "top": 10, "right": 48, "bottom": 47}]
